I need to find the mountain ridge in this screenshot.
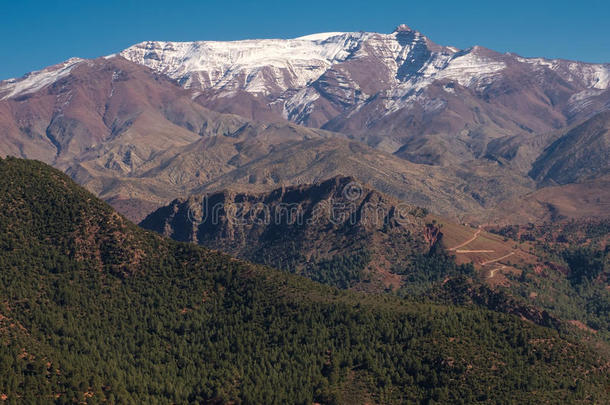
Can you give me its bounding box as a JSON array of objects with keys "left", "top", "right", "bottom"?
[
  {"left": 0, "top": 55, "right": 538, "bottom": 223},
  {"left": 140, "top": 175, "right": 438, "bottom": 291},
  {"left": 529, "top": 111, "right": 610, "bottom": 185}
]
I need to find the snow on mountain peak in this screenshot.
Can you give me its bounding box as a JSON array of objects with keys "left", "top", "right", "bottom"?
[
  {"left": 0, "top": 58, "right": 84, "bottom": 101},
  {"left": 2, "top": 25, "right": 608, "bottom": 134},
  {"left": 120, "top": 33, "right": 371, "bottom": 94},
  {"left": 120, "top": 27, "right": 508, "bottom": 99},
  {"left": 117, "top": 27, "right": 610, "bottom": 126}
]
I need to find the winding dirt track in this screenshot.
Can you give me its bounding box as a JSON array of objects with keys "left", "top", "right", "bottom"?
[
  {"left": 487, "top": 266, "right": 506, "bottom": 279},
  {"left": 448, "top": 227, "right": 483, "bottom": 251},
  {"left": 449, "top": 227, "right": 516, "bottom": 274},
  {"left": 481, "top": 252, "right": 515, "bottom": 266}
]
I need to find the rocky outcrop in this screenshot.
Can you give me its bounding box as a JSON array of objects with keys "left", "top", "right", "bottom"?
[{"left": 140, "top": 176, "right": 434, "bottom": 289}]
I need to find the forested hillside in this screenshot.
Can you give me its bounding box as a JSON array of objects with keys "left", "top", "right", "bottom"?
[{"left": 0, "top": 157, "right": 608, "bottom": 404}]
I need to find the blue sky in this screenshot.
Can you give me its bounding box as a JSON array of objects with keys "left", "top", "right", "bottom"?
[{"left": 2, "top": 0, "right": 609, "bottom": 80}]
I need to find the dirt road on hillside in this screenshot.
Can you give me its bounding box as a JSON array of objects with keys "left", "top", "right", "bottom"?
[{"left": 448, "top": 227, "right": 482, "bottom": 251}]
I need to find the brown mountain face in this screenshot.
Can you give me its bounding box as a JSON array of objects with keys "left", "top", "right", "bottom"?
[
  {"left": 184, "top": 137, "right": 536, "bottom": 218},
  {"left": 0, "top": 57, "right": 243, "bottom": 164},
  {"left": 323, "top": 56, "right": 610, "bottom": 168},
  {"left": 471, "top": 112, "right": 610, "bottom": 224},
  {"left": 0, "top": 56, "right": 249, "bottom": 217},
  {"left": 483, "top": 176, "right": 610, "bottom": 225},
  {"left": 529, "top": 111, "right": 610, "bottom": 185},
  {"left": 469, "top": 113, "right": 610, "bottom": 226},
  {"left": 140, "top": 176, "right": 438, "bottom": 290},
  {"left": 0, "top": 57, "right": 359, "bottom": 220}
]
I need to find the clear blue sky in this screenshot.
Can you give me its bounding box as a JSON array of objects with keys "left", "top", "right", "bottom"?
[{"left": 2, "top": 0, "right": 609, "bottom": 80}]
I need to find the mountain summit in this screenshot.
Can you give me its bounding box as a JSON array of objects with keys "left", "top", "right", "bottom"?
[{"left": 394, "top": 23, "right": 415, "bottom": 32}]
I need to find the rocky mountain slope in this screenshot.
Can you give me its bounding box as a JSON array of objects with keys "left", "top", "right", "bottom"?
[
  {"left": 3, "top": 157, "right": 608, "bottom": 403},
  {"left": 142, "top": 174, "right": 610, "bottom": 337},
  {"left": 480, "top": 112, "right": 610, "bottom": 224},
  {"left": 0, "top": 56, "right": 246, "bottom": 217},
  {"left": 141, "top": 176, "right": 439, "bottom": 290},
  {"left": 482, "top": 176, "right": 610, "bottom": 225}
]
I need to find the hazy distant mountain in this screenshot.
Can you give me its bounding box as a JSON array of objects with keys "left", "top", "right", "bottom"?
[{"left": 482, "top": 176, "right": 610, "bottom": 225}]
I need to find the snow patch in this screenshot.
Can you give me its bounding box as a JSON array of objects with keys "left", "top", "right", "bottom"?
[
  {"left": 283, "top": 87, "right": 320, "bottom": 122},
  {"left": 516, "top": 57, "right": 610, "bottom": 89},
  {"left": 588, "top": 65, "right": 610, "bottom": 89},
  {"left": 567, "top": 88, "right": 606, "bottom": 114},
  {"left": 419, "top": 52, "right": 506, "bottom": 88}
]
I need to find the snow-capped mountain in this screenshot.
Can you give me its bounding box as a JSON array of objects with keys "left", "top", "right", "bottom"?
[
  {"left": 0, "top": 58, "right": 85, "bottom": 101},
  {"left": 122, "top": 24, "right": 609, "bottom": 97},
  {"left": 0, "top": 55, "right": 527, "bottom": 223},
  {"left": 120, "top": 25, "right": 609, "bottom": 119},
  {"left": 2, "top": 24, "right": 610, "bottom": 168},
  {"left": 120, "top": 31, "right": 367, "bottom": 94},
  {"left": 116, "top": 25, "right": 610, "bottom": 165}
]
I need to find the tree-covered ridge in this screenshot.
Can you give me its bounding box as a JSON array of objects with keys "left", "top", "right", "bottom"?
[
  {"left": 488, "top": 219, "right": 610, "bottom": 340},
  {"left": 0, "top": 157, "right": 608, "bottom": 404}
]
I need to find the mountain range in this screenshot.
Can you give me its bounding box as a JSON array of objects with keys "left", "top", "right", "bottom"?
[
  {"left": 0, "top": 25, "right": 608, "bottom": 223},
  {"left": 121, "top": 25, "right": 610, "bottom": 167}
]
